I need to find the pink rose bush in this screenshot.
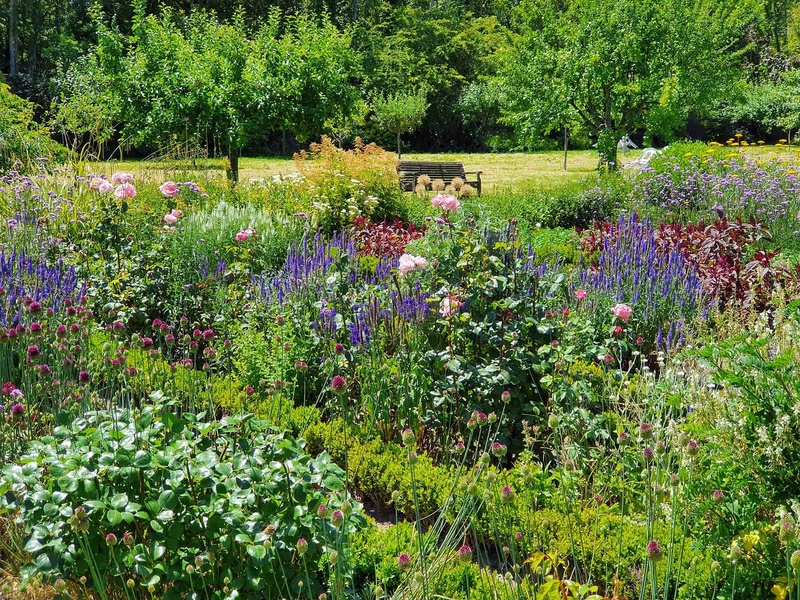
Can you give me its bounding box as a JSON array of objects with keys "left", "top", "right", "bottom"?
[
  {"left": 440, "top": 297, "right": 461, "bottom": 317},
  {"left": 111, "top": 172, "right": 134, "bottom": 185},
  {"left": 398, "top": 254, "right": 428, "bottom": 276},
  {"left": 431, "top": 194, "right": 461, "bottom": 212},
  {"left": 114, "top": 183, "right": 137, "bottom": 199},
  {"left": 98, "top": 181, "right": 114, "bottom": 194},
  {"left": 611, "top": 303, "right": 633, "bottom": 322},
  {"left": 235, "top": 227, "right": 255, "bottom": 242},
  {"left": 159, "top": 181, "right": 179, "bottom": 198}
]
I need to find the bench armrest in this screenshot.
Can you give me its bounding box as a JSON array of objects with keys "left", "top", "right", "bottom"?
[{"left": 463, "top": 171, "right": 482, "bottom": 176}]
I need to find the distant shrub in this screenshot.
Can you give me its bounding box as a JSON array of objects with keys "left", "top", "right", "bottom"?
[{"left": 0, "top": 84, "right": 67, "bottom": 170}]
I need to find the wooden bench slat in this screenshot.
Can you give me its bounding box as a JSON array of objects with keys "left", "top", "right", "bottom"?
[{"left": 397, "top": 160, "right": 482, "bottom": 196}]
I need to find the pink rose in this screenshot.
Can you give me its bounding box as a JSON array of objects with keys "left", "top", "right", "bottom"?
[
  {"left": 575, "top": 289, "right": 587, "bottom": 300},
  {"left": 89, "top": 177, "right": 105, "bottom": 190},
  {"left": 170, "top": 209, "right": 182, "bottom": 218},
  {"left": 114, "top": 183, "right": 137, "bottom": 199},
  {"left": 611, "top": 303, "right": 633, "bottom": 322},
  {"left": 98, "top": 181, "right": 114, "bottom": 194},
  {"left": 163, "top": 214, "right": 178, "bottom": 225},
  {"left": 440, "top": 297, "right": 461, "bottom": 317},
  {"left": 398, "top": 254, "right": 428, "bottom": 276},
  {"left": 159, "top": 181, "right": 179, "bottom": 198},
  {"left": 432, "top": 194, "right": 460, "bottom": 212},
  {"left": 111, "top": 172, "right": 134, "bottom": 185},
  {"left": 235, "top": 230, "right": 249, "bottom": 241}
]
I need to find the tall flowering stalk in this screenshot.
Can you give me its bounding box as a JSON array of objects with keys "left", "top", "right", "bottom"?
[{"left": 578, "top": 215, "right": 707, "bottom": 351}]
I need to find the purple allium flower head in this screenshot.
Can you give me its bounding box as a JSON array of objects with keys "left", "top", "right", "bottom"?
[{"left": 645, "top": 540, "right": 663, "bottom": 562}]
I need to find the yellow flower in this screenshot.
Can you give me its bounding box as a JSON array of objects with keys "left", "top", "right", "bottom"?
[
  {"left": 684, "top": 152, "right": 694, "bottom": 157},
  {"left": 788, "top": 169, "right": 796, "bottom": 175},
  {"left": 735, "top": 132, "right": 743, "bottom": 138},
  {"left": 779, "top": 139, "right": 788, "bottom": 143}
]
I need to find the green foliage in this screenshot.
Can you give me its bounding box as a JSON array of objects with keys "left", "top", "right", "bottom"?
[
  {"left": 500, "top": 0, "right": 758, "bottom": 166},
  {"left": 371, "top": 92, "right": 430, "bottom": 156},
  {"left": 294, "top": 136, "right": 405, "bottom": 230},
  {"left": 55, "top": 9, "right": 359, "bottom": 180},
  {"left": 0, "top": 397, "right": 364, "bottom": 599},
  {"left": 699, "top": 303, "right": 800, "bottom": 500},
  {"left": 0, "top": 84, "right": 65, "bottom": 170}
]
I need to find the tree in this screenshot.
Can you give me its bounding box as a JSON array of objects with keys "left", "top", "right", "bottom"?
[
  {"left": 371, "top": 91, "right": 429, "bottom": 158},
  {"left": 54, "top": 7, "right": 359, "bottom": 182},
  {"left": 500, "top": 0, "right": 759, "bottom": 168}
]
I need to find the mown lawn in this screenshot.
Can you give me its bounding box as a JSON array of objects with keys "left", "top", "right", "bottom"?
[{"left": 96, "top": 144, "right": 800, "bottom": 192}]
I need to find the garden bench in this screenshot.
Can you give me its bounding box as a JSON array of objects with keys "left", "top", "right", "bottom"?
[{"left": 397, "top": 161, "right": 482, "bottom": 196}]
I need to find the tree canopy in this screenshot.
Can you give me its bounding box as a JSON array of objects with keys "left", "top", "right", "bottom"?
[
  {"left": 53, "top": 7, "right": 359, "bottom": 180},
  {"left": 499, "top": 0, "right": 759, "bottom": 166}
]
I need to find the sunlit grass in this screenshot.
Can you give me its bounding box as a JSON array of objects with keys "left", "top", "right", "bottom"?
[{"left": 85, "top": 143, "right": 800, "bottom": 193}]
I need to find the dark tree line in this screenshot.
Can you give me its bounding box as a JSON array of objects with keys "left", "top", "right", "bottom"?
[{"left": 4, "top": 0, "right": 800, "bottom": 156}]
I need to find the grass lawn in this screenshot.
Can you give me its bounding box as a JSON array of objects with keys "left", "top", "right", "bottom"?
[
  {"left": 94, "top": 151, "right": 603, "bottom": 191},
  {"left": 93, "top": 144, "right": 800, "bottom": 192}
]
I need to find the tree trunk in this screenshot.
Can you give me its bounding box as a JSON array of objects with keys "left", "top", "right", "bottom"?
[
  {"left": 228, "top": 148, "right": 240, "bottom": 184},
  {"left": 596, "top": 128, "right": 618, "bottom": 172},
  {"left": 563, "top": 126, "right": 568, "bottom": 170},
  {"left": 397, "top": 130, "right": 402, "bottom": 159},
  {"left": 9, "top": 0, "right": 17, "bottom": 77}
]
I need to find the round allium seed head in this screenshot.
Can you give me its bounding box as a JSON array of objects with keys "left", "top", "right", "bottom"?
[
  {"left": 432, "top": 179, "right": 445, "bottom": 191},
  {"left": 501, "top": 390, "right": 511, "bottom": 404},
  {"left": 491, "top": 442, "right": 507, "bottom": 458},
  {"left": 791, "top": 550, "right": 800, "bottom": 573},
  {"left": 417, "top": 174, "right": 432, "bottom": 187},
  {"left": 461, "top": 184, "right": 475, "bottom": 197},
  {"left": 414, "top": 183, "right": 427, "bottom": 195},
  {"left": 639, "top": 423, "right": 653, "bottom": 440},
  {"left": 401, "top": 428, "right": 415, "bottom": 447},
  {"left": 106, "top": 533, "right": 117, "bottom": 547},
  {"left": 655, "top": 441, "right": 667, "bottom": 455},
  {"left": 730, "top": 540, "right": 744, "bottom": 563},
  {"left": 331, "top": 375, "right": 347, "bottom": 395},
  {"left": 642, "top": 447, "right": 654, "bottom": 461},
  {"left": 617, "top": 431, "right": 630, "bottom": 446},
  {"left": 712, "top": 490, "right": 724, "bottom": 504},
  {"left": 398, "top": 553, "right": 412, "bottom": 572},
  {"left": 296, "top": 538, "right": 308, "bottom": 555},
  {"left": 645, "top": 540, "right": 663, "bottom": 562},
  {"left": 686, "top": 439, "right": 700, "bottom": 456},
  {"left": 457, "top": 545, "right": 473, "bottom": 563},
  {"left": 341, "top": 500, "right": 353, "bottom": 516},
  {"left": 780, "top": 521, "right": 796, "bottom": 544},
  {"left": 328, "top": 550, "right": 338, "bottom": 565},
  {"left": 451, "top": 177, "right": 464, "bottom": 190},
  {"left": 317, "top": 504, "right": 329, "bottom": 519},
  {"left": 501, "top": 485, "right": 515, "bottom": 504},
  {"left": 477, "top": 412, "right": 488, "bottom": 426},
  {"left": 331, "top": 510, "right": 344, "bottom": 528}
]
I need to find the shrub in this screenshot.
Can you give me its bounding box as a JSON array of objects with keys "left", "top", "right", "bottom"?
[
  {"left": 294, "top": 137, "right": 404, "bottom": 230},
  {"left": 0, "top": 84, "right": 67, "bottom": 171},
  {"left": 0, "top": 397, "right": 365, "bottom": 599}
]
